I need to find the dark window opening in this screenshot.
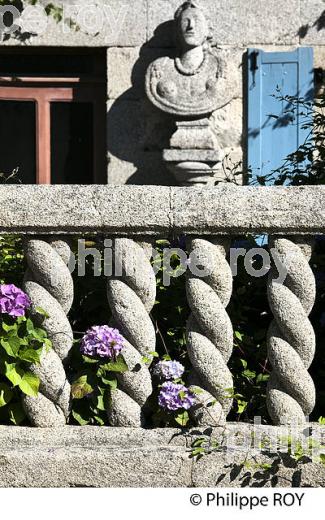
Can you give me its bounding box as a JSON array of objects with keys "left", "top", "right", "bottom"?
[
  {"left": 0, "top": 48, "right": 107, "bottom": 185},
  {"left": 51, "top": 102, "right": 94, "bottom": 184},
  {"left": 0, "top": 100, "right": 36, "bottom": 184}
]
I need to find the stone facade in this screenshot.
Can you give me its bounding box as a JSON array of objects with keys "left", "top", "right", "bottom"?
[{"left": 1, "top": 0, "right": 325, "bottom": 185}]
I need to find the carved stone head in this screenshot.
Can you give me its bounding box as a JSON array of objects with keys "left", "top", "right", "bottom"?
[
  {"left": 174, "top": 1, "right": 211, "bottom": 50},
  {"left": 145, "top": 0, "right": 222, "bottom": 118}
]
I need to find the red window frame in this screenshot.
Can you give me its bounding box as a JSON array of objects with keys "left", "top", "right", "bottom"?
[{"left": 0, "top": 76, "right": 106, "bottom": 184}]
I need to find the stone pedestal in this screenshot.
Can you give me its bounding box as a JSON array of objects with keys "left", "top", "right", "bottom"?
[
  {"left": 163, "top": 118, "right": 225, "bottom": 186},
  {"left": 163, "top": 148, "right": 223, "bottom": 186}
]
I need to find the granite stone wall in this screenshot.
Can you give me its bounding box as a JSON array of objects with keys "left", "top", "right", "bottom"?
[{"left": 1, "top": 0, "right": 325, "bottom": 185}]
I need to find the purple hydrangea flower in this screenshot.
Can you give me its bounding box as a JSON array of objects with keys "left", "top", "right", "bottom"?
[
  {"left": 158, "top": 381, "right": 195, "bottom": 411},
  {"left": 0, "top": 284, "right": 31, "bottom": 317},
  {"left": 80, "top": 325, "right": 125, "bottom": 360},
  {"left": 153, "top": 360, "right": 185, "bottom": 380}
]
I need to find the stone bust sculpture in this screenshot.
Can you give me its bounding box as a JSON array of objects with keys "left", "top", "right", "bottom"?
[
  {"left": 145, "top": 1, "right": 221, "bottom": 117},
  {"left": 145, "top": 1, "right": 227, "bottom": 186}
]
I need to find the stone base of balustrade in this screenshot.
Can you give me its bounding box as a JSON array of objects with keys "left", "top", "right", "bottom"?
[{"left": 1, "top": 424, "right": 325, "bottom": 487}]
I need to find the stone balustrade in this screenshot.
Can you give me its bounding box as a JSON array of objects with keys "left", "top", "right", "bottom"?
[{"left": 0, "top": 185, "right": 324, "bottom": 428}]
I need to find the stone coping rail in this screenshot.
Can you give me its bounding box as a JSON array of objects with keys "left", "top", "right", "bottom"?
[
  {"left": 0, "top": 185, "right": 324, "bottom": 235},
  {"left": 1, "top": 425, "right": 325, "bottom": 487}
]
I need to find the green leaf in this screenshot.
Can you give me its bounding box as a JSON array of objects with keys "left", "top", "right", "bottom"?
[
  {"left": 256, "top": 373, "right": 270, "bottom": 384},
  {"left": 0, "top": 382, "right": 13, "bottom": 407},
  {"left": 175, "top": 410, "right": 189, "bottom": 427},
  {"left": 1, "top": 321, "right": 17, "bottom": 333},
  {"left": 4, "top": 362, "right": 23, "bottom": 386},
  {"left": 43, "top": 338, "right": 52, "bottom": 351},
  {"left": 190, "top": 387, "right": 204, "bottom": 395},
  {"left": 18, "top": 372, "right": 40, "bottom": 397},
  {"left": 191, "top": 447, "right": 205, "bottom": 456},
  {"left": 94, "top": 415, "right": 105, "bottom": 426},
  {"left": 71, "top": 375, "right": 93, "bottom": 399},
  {"left": 72, "top": 409, "right": 90, "bottom": 426},
  {"left": 155, "top": 239, "right": 169, "bottom": 246},
  {"left": 235, "top": 331, "right": 244, "bottom": 341},
  {"left": 35, "top": 307, "right": 50, "bottom": 319},
  {"left": 8, "top": 402, "right": 26, "bottom": 425},
  {"left": 101, "top": 375, "right": 117, "bottom": 390},
  {"left": 96, "top": 395, "right": 105, "bottom": 412},
  {"left": 26, "top": 318, "right": 35, "bottom": 334},
  {"left": 82, "top": 355, "right": 98, "bottom": 364},
  {"left": 28, "top": 329, "right": 46, "bottom": 343},
  {"left": 192, "top": 438, "right": 206, "bottom": 448},
  {"left": 18, "top": 348, "right": 42, "bottom": 364},
  {"left": 240, "top": 358, "right": 247, "bottom": 369},
  {"left": 102, "top": 355, "right": 128, "bottom": 373},
  {"left": 149, "top": 351, "right": 159, "bottom": 358},
  {"left": 237, "top": 400, "right": 248, "bottom": 414},
  {"left": 223, "top": 388, "right": 235, "bottom": 398},
  {"left": 242, "top": 369, "right": 256, "bottom": 379},
  {"left": 0, "top": 337, "right": 19, "bottom": 358}
]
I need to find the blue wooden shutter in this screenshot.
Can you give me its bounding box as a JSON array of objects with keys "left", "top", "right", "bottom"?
[{"left": 247, "top": 48, "right": 314, "bottom": 183}]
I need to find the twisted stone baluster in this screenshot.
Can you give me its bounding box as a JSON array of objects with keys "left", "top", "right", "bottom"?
[
  {"left": 106, "top": 238, "right": 156, "bottom": 427},
  {"left": 267, "top": 237, "right": 316, "bottom": 425},
  {"left": 186, "top": 238, "right": 234, "bottom": 426},
  {"left": 22, "top": 238, "right": 74, "bottom": 427}
]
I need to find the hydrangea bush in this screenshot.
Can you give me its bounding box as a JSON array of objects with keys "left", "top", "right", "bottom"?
[
  {"left": 80, "top": 326, "right": 124, "bottom": 360},
  {"left": 158, "top": 382, "right": 195, "bottom": 411},
  {"left": 0, "top": 283, "right": 52, "bottom": 425},
  {"left": 0, "top": 284, "right": 31, "bottom": 317},
  {"left": 149, "top": 357, "right": 196, "bottom": 426},
  {"left": 153, "top": 360, "right": 185, "bottom": 380},
  {"left": 70, "top": 325, "right": 129, "bottom": 426}
]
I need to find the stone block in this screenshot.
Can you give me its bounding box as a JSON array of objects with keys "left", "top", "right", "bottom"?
[
  {"left": 190, "top": 423, "right": 325, "bottom": 487},
  {"left": 107, "top": 47, "right": 141, "bottom": 99},
  {"left": 0, "top": 426, "right": 186, "bottom": 449},
  {"left": 314, "top": 46, "right": 325, "bottom": 69},
  {"left": 213, "top": 46, "right": 244, "bottom": 101},
  {"left": 0, "top": 427, "right": 191, "bottom": 487},
  {"left": 107, "top": 97, "right": 176, "bottom": 184},
  {"left": 1, "top": 0, "right": 147, "bottom": 47},
  {"left": 212, "top": 97, "right": 243, "bottom": 150},
  {"left": 107, "top": 47, "right": 172, "bottom": 100},
  {"left": 191, "top": 449, "right": 325, "bottom": 487},
  {"left": 171, "top": 185, "right": 325, "bottom": 235},
  {"left": 148, "top": 0, "right": 300, "bottom": 47},
  {"left": 0, "top": 185, "right": 172, "bottom": 235},
  {"left": 107, "top": 151, "right": 176, "bottom": 186},
  {"left": 300, "top": 0, "right": 325, "bottom": 45},
  {"left": 0, "top": 448, "right": 192, "bottom": 487}
]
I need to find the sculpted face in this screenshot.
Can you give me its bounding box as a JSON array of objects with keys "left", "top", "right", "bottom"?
[{"left": 177, "top": 7, "right": 209, "bottom": 49}]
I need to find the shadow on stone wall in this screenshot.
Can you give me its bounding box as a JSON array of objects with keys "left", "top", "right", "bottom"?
[{"left": 106, "top": 21, "right": 178, "bottom": 186}]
